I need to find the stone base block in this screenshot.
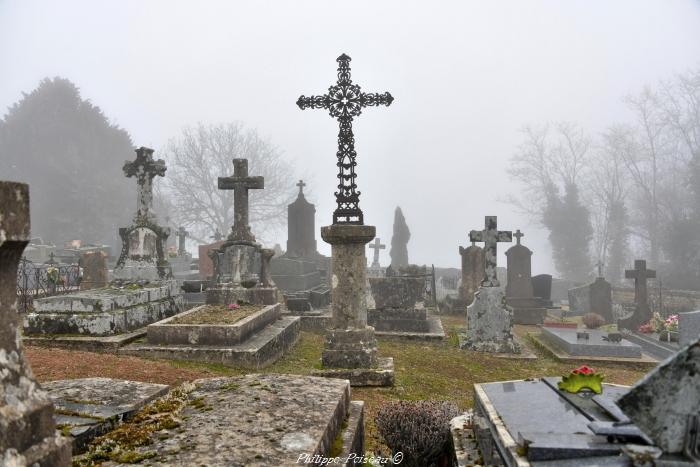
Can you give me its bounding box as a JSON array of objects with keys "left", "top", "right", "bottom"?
[
  {"left": 374, "top": 315, "right": 446, "bottom": 340},
  {"left": 312, "top": 357, "right": 395, "bottom": 387},
  {"left": 271, "top": 271, "right": 321, "bottom": 292},
  {"left": 23, "top": 328, "right": 146, "bottom": 352},
  {"left": 321, "top": 328, "right": 378, "bottom": 369},
  {"left": 368, "top": 307, "right": 430, "bottom": 333},
  {"left": 460, "top": 336, "right": 521, "bottom": 354},
  {"left": 4, "top": 433, "right": 72, "bottom": 467},
  {"left": 25, "top": 293, "right": 184, "bottom": 337},
  {"left": 121, "top": 315, "right": 300, "bottom": 369},
  {"left": 464, "top": 287, "right": 521, "bottom": 354},
  {"left": 205, "top": 285, "right": 277, "bottom": 306},
  {"left": 512, "top": 307, "right": 547, "bottom": 325}
]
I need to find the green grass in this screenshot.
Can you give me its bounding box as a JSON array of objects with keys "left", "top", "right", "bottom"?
[{"left": 155, "top": 314, "right": 648, "bottom": 454}]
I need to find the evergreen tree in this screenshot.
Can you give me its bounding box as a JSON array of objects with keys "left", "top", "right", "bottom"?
[
  {"left": 0, "top": 77, "right": 134, "bottom": 248},
  {"left": 390, "top": 206, "right": 410, "bottom": 268},
  {"left": 543, "top": 183, "right": 593, "bottom": 282}
]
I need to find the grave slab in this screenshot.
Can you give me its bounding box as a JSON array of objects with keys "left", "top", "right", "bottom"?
[
  {"left": 312, "top": 356, "right": 395, "bottom": 387},
  {"left": 98, "top": 375, "right": 364, "bottom": 466},
  {"left": 44, "top": 378, "right": 169, "bottom": 453},
  {"left": 540, "top": 327, "right": 642, "bottom": 358}
]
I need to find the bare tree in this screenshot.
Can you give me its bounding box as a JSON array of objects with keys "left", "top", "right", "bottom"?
[{"left": 160, "top": 122, "right": 295, "bottom": 245}]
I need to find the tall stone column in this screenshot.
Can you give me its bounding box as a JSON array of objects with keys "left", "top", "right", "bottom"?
[{"left": 0, "top": 181, "right": 72, "bottom": 465}]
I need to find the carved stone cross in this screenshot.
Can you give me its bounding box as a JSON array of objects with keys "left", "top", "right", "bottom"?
[
  {"left": 596, "top": 260, "right": 604, "bottom": 278},
  {"left": 296, "top": 179, "right": 306, "bottom": 195},
  {"left": 514, "top": 229, "right": 524, "bottom": 245},
  {"left": 123, "top": 147, "right": 166, "bottom": 222},
  {"left": 297, "top": 54, "right": 393, "bottom": 225},
  {"left": 469, "top": 216, "right": 512, "bottom": 287},
  {"left": 369, "top": 237, "right": 385, "bottom": 267},
  {"left": 218, "top": 159, "right": 264, "bottom": 243}
]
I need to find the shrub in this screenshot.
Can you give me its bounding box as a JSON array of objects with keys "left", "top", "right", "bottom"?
[
  {"left": 582, "top": 313, "right": 606, "bottom": 329},
  {"left": 375, "top": 400, "right": 459, "bottom": 467}
]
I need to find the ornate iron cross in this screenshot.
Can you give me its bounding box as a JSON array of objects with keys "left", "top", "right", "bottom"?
[{"left": 297, "top": 54, "right": 394, "bottom": 225}]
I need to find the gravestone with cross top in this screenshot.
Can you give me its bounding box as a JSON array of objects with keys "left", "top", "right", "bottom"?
[
  {"left": 218, "top": 159, "right": 264, "bottom": 243},
  {"left": 369, "top": 237, "right": 385, "bottom": 267},
  {"left": 469, "top": 216, "right": 512, "bottom": 287},
  {"left": 123, "top": 147, "right": 166, "bottom": 223},
  {"left": 619, "top": 259, "right": 656, "bottom": 330}
]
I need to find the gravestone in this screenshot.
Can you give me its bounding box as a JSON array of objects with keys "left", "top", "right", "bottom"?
[
  {"left": 618, "top": 259, "right": 656, "bottom": 331},
  {"left": 198, "top": 238, "right": 225, "bottom": 280},
  {"left": 0, "top": 181, "right": 72, "bottom": 465},
  {"left": 618, "top": 338, "right": 700, "bottom": 456},
  {"left": 270, "top": 180, "right": 330, "bottom": 309},
  {"left": 567, "top": 277, "right": 613, "bottom": 322},
  {"left": 206, "top": 159, "right": 279, "bottom": 306},
  {"left": 679, "top": 310, "right": 700, "bottom": 347},
  {"left": 80, "top": 250, "right": 108, "bottom": 290},
  {"left": 299, "top": 53, "right": 394, "bottom": 386},
  {"left": 461, "top": 216, "right": 520, "bottom": 353},
  {"left": 458, "top": 240, "right": 484, "bottom": 304},
  {"left": 531, "top": 274, "right": 553, "bottom": 306},
  {"left": 170, "top": 226, "right": 195, "bottom": 279},
  {"left": 505, "top": 230, "right": 546, "bottom": 325},
  {"left": 113, "top": 147, "right": 172, "bottom": 281}
]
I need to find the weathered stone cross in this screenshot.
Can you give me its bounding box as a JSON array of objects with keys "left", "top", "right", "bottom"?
[
  {"left": 297, "top": 179, "right": 306, "bottom": 195},
  {"left": 369, "top": 237, "right": 385, "bottom": 267},
  {"left": 297, "top": 53, "right": 393, "bottom": 225},
  {"left": 177, "top": 226, "right": 188, "bottom": 255},
  {"left": 123, "top": 147, "right": 166, "bottom": 222},
  {"left": 596, "top": 260, "right": 604, "bottom": 277},
  {"left": 218, "top": 159, "right": 264, "bottom": 243},
  {"left": 514, "top": 229, "right": 524, "bottom": 245},
  {"left": 625, "top": 259, "right": 656, "bottom": 313},
  {"left": 469, "top": 216, "right": 512, "bottom": 287}
]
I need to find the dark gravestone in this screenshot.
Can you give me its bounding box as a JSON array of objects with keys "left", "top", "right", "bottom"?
[
  {"left": 567, "top": 277, "right": 613, "bottom": 322},
  {"left": 679, "top": 310, "right": 700, "bottom": 347},
  {"left": 618, "top": 259, "right": 656, "bottom": 331},
  {"left": 0, "top": 181, "right": 71, "bottom": 464},
  {"left": 286, "top": 180, "right": 317, "bottom": 258},
  {"left": 531, "top": 274, "right": 553, "bottom": 305},
  {"left": 80, "top": 250, "right": 108, "bottom": 290},
  {"left": 505, "top": 230, "right": 546, "bottom": 324}
]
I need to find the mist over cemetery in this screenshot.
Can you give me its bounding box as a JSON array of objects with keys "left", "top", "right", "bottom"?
[{"left": 3, "top": 2, "right": 700, "bottom": 466}]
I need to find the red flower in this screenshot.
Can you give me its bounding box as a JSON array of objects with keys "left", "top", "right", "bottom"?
[
  {"left": 572, "top": 365, "right": 594, "bottom": 375},
  {"left": 228, "top": 303, "right": 240, "bottom": 310}
]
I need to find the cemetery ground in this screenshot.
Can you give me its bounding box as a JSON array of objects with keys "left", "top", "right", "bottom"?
[{"left": 25, "top": 315, "right": 648, "bottom": 456}]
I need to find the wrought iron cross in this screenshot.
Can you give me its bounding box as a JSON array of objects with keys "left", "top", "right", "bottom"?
[
  {"left": 469, "top": 216, "right": 512, "bottom": 287},
  {"left": 123, "top": 147, "right": 166, "bottom": 222},
  {"left": 297, "top": 54, "right": 394, "bottom": 224}
]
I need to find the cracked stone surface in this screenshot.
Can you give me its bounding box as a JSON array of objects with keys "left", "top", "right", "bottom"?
[{"left": 462, "top": 286, "right": 520, "bottom": 353}]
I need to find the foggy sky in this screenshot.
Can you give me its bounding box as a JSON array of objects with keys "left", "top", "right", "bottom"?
[{"left": 2, "top": 0, "right": 700, "bottom": 273}]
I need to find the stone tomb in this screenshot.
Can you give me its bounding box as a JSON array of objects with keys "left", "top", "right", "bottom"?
[
  {"left": 505, "top": 230, "right": 547, "bottom": 325},
  {"left": 367, "top": 276, "right": 445, "bottom": 339},
  {"left": 540, "top": 326, "right": 642, "bottom": 358},
  {"left": 25, "top": 281, "right": 183, "bottom": 337},
  {"left": 0, "top": 180, "right": 72, "bottom": 465},
  {"left": 44, "top": 377, "right": 169, "bottom": 453},
  {"left": 84, "top": 374, "right": 364, "bottom": 466},
  {"left": 124, "top": 302, "right": 300, "bottom": 369}
]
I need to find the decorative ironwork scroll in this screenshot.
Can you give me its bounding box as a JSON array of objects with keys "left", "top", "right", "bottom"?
[{"left": 297, "top": 54, "right": 394, "bottom": 224}]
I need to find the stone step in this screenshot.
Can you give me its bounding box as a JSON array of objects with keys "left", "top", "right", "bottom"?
[{"left": 121, "top": 315, "right": 301, "bottom": 369}]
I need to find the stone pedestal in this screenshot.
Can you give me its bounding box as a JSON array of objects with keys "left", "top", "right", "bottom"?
[
  {"left": 313, "top": 224, "right": 394, "bottom": 386},
  {"left": 461, "top": 286, "right": 520, "bottom": 353},
  {"left": 0, "top": 181, "right": 72, "bottom": 465}
]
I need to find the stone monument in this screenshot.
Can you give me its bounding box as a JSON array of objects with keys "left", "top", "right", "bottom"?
[
  {"left": 0, "top": 181, "right": 72, "bottom": 465},
  {"left": 369, "top": 237, "right": 385, "bottom": 268},
  {"left": 270, "top": 180, "right": 331, "bottom": 310},
  {"left": 113, "top": 147, "right": 172, "bottom": 281},
  {"left": 618, "top": 259, "right": 656, "bottom": 331},
  {"left": 80, "top": 250, "right": 108, "bottom": 290},
  {"left": 567, "top": 262, "right": 613, "bottom": 322},
  {"left": 206, "top": 159, "right": 279, "bottom": 306},
  {"left": 505, "top": 230, "right": 547, "bottom": 324},
  {"left": 460, "top": 216, "right": 520, "bottom": 353},
  {"left": 458, "top": 240, "right": 484, "bottom": 305},
  {"left": 298, "top": 53, "right": 394, "bottom": 385}
]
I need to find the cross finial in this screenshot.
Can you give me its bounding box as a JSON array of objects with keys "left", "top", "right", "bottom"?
[
  {"left": 123, "top": 147, "right": 166, "bottom": 223},
  {"left": 469, "top": 216, "right": 512, "bottom": 287},
  {"left": 296, "top": 179, "right": 306, "bottom": 195},
  {"left": 177, "top": 226, "right": 188, "bottom": 255},
  {"left": 297, "top": 54, "right": 394, "bottom": 225},
  {"left": 596, "top": 260, "right": 604, "bottom": 277},
  {"left": 218, "top": 159, "right": 264, "bottom": 243},
  {"left": 514, "top": 229, "right": 524, "bottom": 245}
]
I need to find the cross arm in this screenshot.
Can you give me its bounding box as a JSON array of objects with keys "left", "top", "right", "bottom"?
[
  {"left": 218, "top": 176, "right": 264, "bottom": 190},
  {"left": 297, "top": 94, "right": 330, "bottom": 111},
  {"left": 469, "top": 230, "right": 483, "bottom": 242},
  {"left": 359, "top": 91, "right": 394, "bottom": 108},
  {"left": 497, "top": 231, "right": 513, "bottom": 242}
]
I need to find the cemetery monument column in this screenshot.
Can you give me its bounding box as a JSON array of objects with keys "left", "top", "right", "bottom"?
[
  {"left": 0, "top": 181, "right": 72, "bottom": 465},
  {"left": 298, "top": 53, "right": 395, "bottom": 385}
]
